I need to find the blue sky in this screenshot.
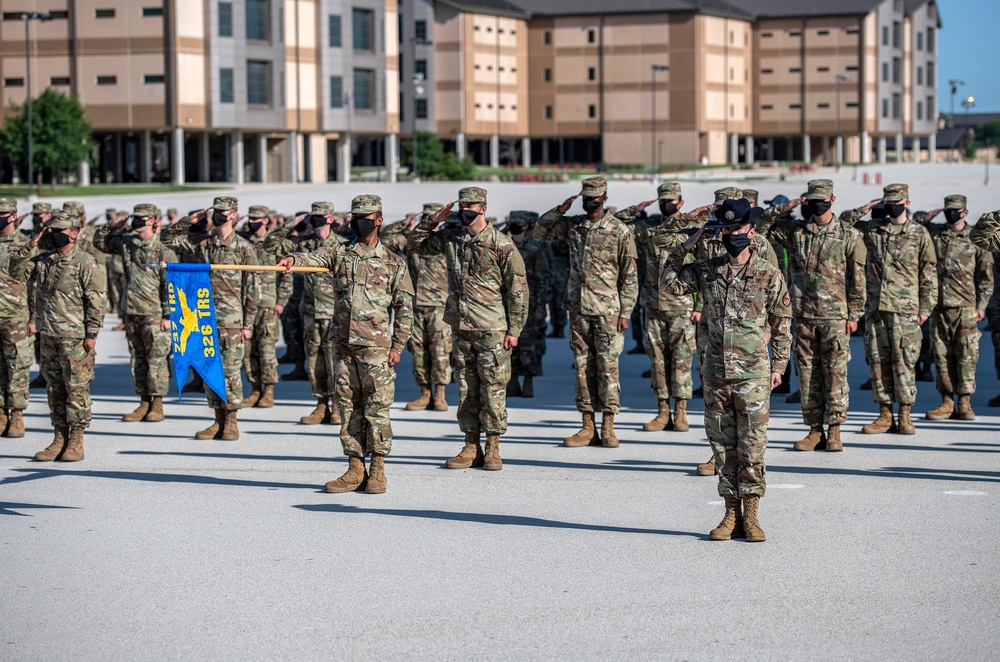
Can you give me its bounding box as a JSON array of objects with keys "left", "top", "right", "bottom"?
[{"left": 937, "top": 0, "right": 1000, "bottom": 114}]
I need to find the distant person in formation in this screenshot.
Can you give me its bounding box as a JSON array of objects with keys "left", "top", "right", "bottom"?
[
  {"left": 277, "top": 213, "right": 310, "bottom": 381},
  {"left": 505, "top": 211, "right": 549, "bottom": 398},
  {"left": 162, "top": 197, "right": 259, "bottom": 440},
  {"left": 967, "top": 207, "right": 1000, "bottom": 406},
  {"left": 409, "top": 187, "right": 528, "bottom": 472},
  {"left": 615, "top": 182, "right": 699, "bottom": 434},
  {"left": 279, "top": 195, "right": 413, "bottom": 494},
  {"left": 661, "top": 198, "right": 792, "bottom": 543},
  {"left": 841, "top": 184, "right": 937, "bottom": 435},
  {"left": 536, "top": 176, "right": 638, "bottom": 448},
  {"left": 0, "top": 198, "right": 33, "bottom": 438},
  {"left": 23, "top": 211, "right": 107, "bottom": 462},
  {"left": 94, "top": 203, "right": 177, "bottom": 423},
  {"left": 920, "top": 196, "right": 993, "bottom": 421},
  {"left": 755, "top": 180, "right": 866, "bottom": 453},
  {"left": 239, "top": 206, "right": 292, "bottom": 409}
]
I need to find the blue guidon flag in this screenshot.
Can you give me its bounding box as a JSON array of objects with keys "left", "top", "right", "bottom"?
[{"left": 165, "top": 263, "right": 227, "bottom": 403}]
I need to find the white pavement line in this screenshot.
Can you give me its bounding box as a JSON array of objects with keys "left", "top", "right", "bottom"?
[
  {"left": 768, "top": 484, "right": 805, "bottom": 489},
  {"left": 943, "top": 491, "right": 988, "bottom": 496}
]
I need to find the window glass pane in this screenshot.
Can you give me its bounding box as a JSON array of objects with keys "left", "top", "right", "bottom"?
[
  {"left": 247, "top": 0, "right": 269, "bottom": 41},
  {"left": 247, "top": 60, "right": 271, "bottom": 105},
  {"left": 415, "top": 60, "right": 427, "bottom": 79},
  {"left": 354, "top": 69, "right": 375, "bottom": 109},
  {"left": 220, "top": 68, "right": 234, "bottom": 103},
  {"left": 219, "top": 2, "right": 232, "bottom": 37},
  {"left": 329, "top": 15, "right": 341, "bottom": 47},
  {"left": 415, "top": 20, "right": 427, "bottom": 42},
  {"left": 330, "top": 76, "right": 343, "bottom": 107},
  {"left": 416, "top": 99, "right": 428, "bottom": 119},
  {"left": 353, "top": 8, "right": 374, "bottom": 51}
]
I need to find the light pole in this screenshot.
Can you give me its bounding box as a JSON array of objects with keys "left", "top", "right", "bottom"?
[
  {"left": 835, "top": 74, "right": 851, "bottom": 170},
  {"left": 948, "top": 79, "right": 964, "bottom": 128},
  {"left": 962, "top": 95, "right": 975, "bottom": 160},
  {"left": 410, "top": 37, "right": 431, "bottom": 181},
  {"left": 651, "top": 65, "right": 669, "bottom": 175},
  {"left": 21, "top": 11, "right": 53, "bottom": 197}
]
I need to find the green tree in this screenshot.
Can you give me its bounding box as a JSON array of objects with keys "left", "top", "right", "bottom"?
[
  {"left": 400, "top": 131, "right": 477, "bottom": 180},
  {"left": 0, "top": 88, "right": 94, "bottom": 185}
]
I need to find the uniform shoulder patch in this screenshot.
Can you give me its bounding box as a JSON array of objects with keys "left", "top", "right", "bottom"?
[{"left": 782, "top": 292, "right": 791, "bottom": 307}]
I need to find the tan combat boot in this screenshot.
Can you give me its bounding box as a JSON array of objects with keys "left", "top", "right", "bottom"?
[
  {"left": 405, "top": 385, "right": 432, "bottom": 411},
  {"left": 696, "top": 456, "right": 716, "bottom": 476},
  {"left": 862, "top": 404, "right": 896, "bottom": 434},
  {"left": 445, "top": 431, "right": 485, "bottom": 469},
  {"left": 709, "top": 495, "right": 742, "bottom": 541},
  {"left": 366, "top": 454, "right": 387, "bottom": 494},
  {"left": 484, "top": 435, "right": 503, "bottom": 471},
  {"left": 521, "top": 376, "right": 534, "bottom": 398},
  {"left": 195, "top": 408, "right": 225, "bottom": 440},
  {"left": 300, "top": 398, "right": 328, "bottom": 425},
  {"left": 0, "top": 408, "right": 8, "bottom": 435},
  {"left": 793, "top": 424, "right": 826, "bottom": 451},
  {"left": 257, "top": 384, "right": 275, "bottom": 408},
  {"left": 241, "top": 383, "right": 262, "bottom": 408},
  {"left": 601, "top": 413, "right": 619, "bottom": 448},
  {"left": 896, "top": 404, "right": 916, "bottom": 435},
  {"left": 122, "top": 397, "right": 150, "bottom": 422},
  {"left": 144, "top": 396, "right": 165, "bottom": 423},
  {"left": 925, "top": 394, "right": 954, "bottom": 420},
  {"left": 34, "top": 426, "right": 68, "bottom": 461},
  {"left": 325, "top": 404, "right": 342, "bottom": 425},
  {"left": 324, "top": 456, "right": 367, "bottom": 493},
  {"left": 956, "top": 394, "right": 975, "bottom": 420},
  {"left": 642, "top": 400, "right": 671, "bottom": 432},
  {"left": 563, "top": 412, "right": 599, "bottom": 447},
  {"left": 826, "top": 424, "right": 843, "bottom": 452},
  {"left": 432, "top": 384, "right": 449, "bottom": 411},
  {"left": 61, "top": 427, "right": 85, "bottom": 462},
  {"left": 506, "top": 376, "right": 522, "bottom": 398},
  {"left": 280, "top": 362, "right": 308, "bottom": 381},
  {"left": 742, "top": 495, "right": 766, "bottom": 542},
  {"left": 6, "top": 410, "right": 25, "bottom": 438},
  {"left": 673, "top": 399, "right": 689, "bottom": 432},
  {"left": 220, "top": 410, "right": 240, "bottom": 441}
]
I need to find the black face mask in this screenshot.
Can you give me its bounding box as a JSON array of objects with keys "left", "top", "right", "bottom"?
[
  {"left": 871, "top": 205, "right": 888, "bottom": 220},
  {"left": 507, "top": 222, "right": 526, "bottom": 235},
  {"left": 807, "top": 200, "right": 832, "bottom": 218},
  {"left": 247, "top": 221, "right": 265, "bottom": 234},
  {"left": 460, "top": 210, "right": 479, "bottom": 227},
  {"left": 0, "top": 215, "right": 12, "bottom": 229},
  {"left": 582, "top": 199, "right": 602, "bottom": 214},
  {"left": 350, "top": 216, "right": 378, "bottom": 239},
  {"left": 213, "top": 212, "right": 229, "bottom": 226},
  {"left": 659, "top": 201, "right": 679, "bottom": 218},
  {"left": 945, "top": 209, "right": 964, "bottom": 225},
  {"left": 131, "top": 217, "right": 150, "bottom": 231},
  {"left": 800, "top": 204, "right": 811, "bottom": 219},
  {"left": 722, "top": 231, "right": 751, "bottom": 258},
  {"left": 310, "top": 215, "right": 329, "bottom": 229},
  {"left": 50, "top": 231, "right": 73, "bottom": 248},
  {"left": 887, "top": 203, "right": 907, "bottom": 219}
]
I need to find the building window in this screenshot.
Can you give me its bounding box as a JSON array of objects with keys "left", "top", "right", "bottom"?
[
  {"left": 4, "top": 77, "right": 24, "bottom": 87},
  {"left": 544, "top": 31, "right": 551, "bottom": 45},
  {"left": 545, "top": 105, "right": 552, "bottom": 119},
  {"left": 917, "top": 101, "right": 923, "bottom": 120},
  {"left": 144, "top": 74, "right": 165, "bottom": 84},
  {"left": 354, "top": 68, "right": 375, "bottom": 110},
  {"left": 97, "top": 75, "right": 117, "bottom": 85},
  {"left": 761, "top": 32, "right": 773, "bottom": 38},
  {"left": 818, "top": 103, "right": 830, "bottom": 108},
  {"left": 762, "top": 68, "right": 773, "bottom": 74},
  {"left": 846, "top": 27, "right": 859, "bottom": 35},
  {"left": 916, "top": 32, "right": 923, "bottom": 50},
  {"left": 892, "top": 93, "right": 900, "bottom": 119},
  {"left": 882, "top": 98, "right": 888, "bottom": 118},
  {"left": 916, "top": 66, "right": 923, "bottom": 85},
  {"left": 143, "top": 7, "right": 163, "bottom": 17},
  {"left": 818, "top": 66, "right": 829, "bottom": 72},
  {"left": 220, "top": 68, "right": 234, "bottom": 103},
  {"left": 927, "top": 96, "right": 935, "bottom": 118},
  {"left": 882, "top": 62, "right": 889, "bottom": 82},
  {"left": 219, "top": 2, "right": 233, "bottom": 37},
  {"left": 587, "top": 67, "right": 595, "bottom": 81},
  {"left": 761, "top": 104, "right": 773, "bottom": 110},
  {"left": 50, "top": 76, "right": 71, "bottom": 86},
  {"left": 544, "top": 68, "right": 551, "bottom": 82},
  {"left": 353, "top": 8, "right": 374, "bottom": 51},
  {"left": 588, "top": 104, "right": 596, "bottom": 118},
  {"left": 587, "top": 29, "right": 595, "bottom": 44},
  {"left": 789, "top": 67, "right": 801, "bottom": 73},
  {"left": 415, "top": 19, "right": 427, "bottom": 42},
  {"left": 846, "top": 66, "right": 859, "bottom": 72},
  {"left": 789, "top": 104, "right": 802, "bottom": 109},
  {"left": 846, "top": 102, "right": 859, "bottom": 108},
  {"left": 892, "top": 21, "right": 900, "bottom": 48},
  {"left": 817, "top": 29, "right": 829, "bottom": 36},
  {"left": 892, "top": 57, "right": 900, "bottom": 83},
  {"left": 882, "top": 26, "right": 888, "bottom": 45},
  {"left": 329, "top": 14, "right": 342, "bottom": 47},
  {"left": 247, "top": 60, "right": 271, "bottom": 105},
  {"left": 246, "top": 0, "right": 269, "bottom": 41},
  {"left": 415, "top": 99, "right": 428, "bottom": 119},
  {"left": 927, "top": 62, "right": 935, "bottom": 87},
  {"left": 330, "top": 76, "right": 343, "bottom": 107},
  {"left": 789, "top": 30, "right": 801, "bottom": 37},
  {"left": 927, "top": 27, "right": 935, "bottom": 53},
  {"left": 415, "top": 59, "right": 428, "bottom": 79},
  {"left": 95, "top": 9, "right": 115, "bottom": 18}
]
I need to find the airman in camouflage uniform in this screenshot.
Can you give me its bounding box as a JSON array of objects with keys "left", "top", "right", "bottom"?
[
  {"left": 95, "top": 203, "right": 177, "bottom": 423},
  {"left": 991, "top": 257, "right": 1000, "bottom": 408},
  {"left": 536, "top": 176, "right": 639, "bottom": 448},
  {"left": 506, "top": 211, "right": 550, "bottom": 398},
  {"left": 104, "top": 208, "right": 126, "bottom": 315},
  {"left": 162, "top": 196, "right": 259, "bottom": 440},
  {"left": 544, "top": 236, "right": 570, "bottom": 338},
  {"left": 841, "top": 184, "right": 938, "bottom": 435},
  {"left": 409, "top": 187, "right": 529, "bottom": 472},
  {"left": 278, "top": 213, "right": 310, "bottom": 380},
  {"left": 919, "top": 195, "right": 993, "bottom": 421},
  {"left": 615, "top": 182, "right": 698, "bottom": 433},
  {"left": 26, "top": 203, "right": 52, "bottom": 390},
  {"left": 0, "top": 198, "right": 32, "bottom": 438},
  {"left": 23, "top": 211, "right": 107, "bottom": 462},
  {"left": 968, "top": 210, "right": 1000, "bottom": 407},
  {"left": 661, "top": 198, "right": 792, "bottom": 543},
  {"left": 280, "top": 194, "right": 414, "bottom": 494},
  {"left": 63, "top": 201, "right": 107, "bottom": 310},
  {"left": 756, "top": 180, "right": 866, "bottom": 452},
  {"left": 239, "top": 206, "right": 293, "bottom": 409}
]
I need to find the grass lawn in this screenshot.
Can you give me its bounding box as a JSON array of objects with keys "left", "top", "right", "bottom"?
[{"left": 0, "top": 184, "right": 226, "bottom": 198}]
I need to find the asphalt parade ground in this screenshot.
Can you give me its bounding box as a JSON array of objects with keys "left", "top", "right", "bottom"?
[{"left": 2, "top": 164, "right": 999, "bottom": 660}]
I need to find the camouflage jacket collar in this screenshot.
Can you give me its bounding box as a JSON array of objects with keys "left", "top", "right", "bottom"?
[
  {"left": 941, "top": 223, "right": 972, "bottom": 239},
  {"left": 0, "top": 230, "right": 25, "bottom": 244},
  {"left": 210, "top": 231, "right": 237, "bottom": 247},
  {"left": 582, "top": 210, "right": 616, "bottom": 231},
  {"left": 461, "top": 223, "right": 496, "bottom": 245},
  {"left": 346, "top": 239, "right": 389, "bottom": 260},
  {"left": 805, "top": 217, "right": 841, "bottom": 235}
]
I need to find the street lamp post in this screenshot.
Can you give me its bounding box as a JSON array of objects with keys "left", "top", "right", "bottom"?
[
  {"left": 835, "top": 74, "right": 851, "bottom": 170},
  {"left": 410, "top": 37, "right": 431, "bottom": 181},
  {"left": 21, "top": 11, "right": 53, "bottom": 198},
  {"left": 949, "top": 79, "right": 965, "bottom": 161},
  {"left": 962, "top": 95, "right": 976, "bottom": 160},
  {"left": 650, "top": 65, "right": 669, "bottom": 176}
]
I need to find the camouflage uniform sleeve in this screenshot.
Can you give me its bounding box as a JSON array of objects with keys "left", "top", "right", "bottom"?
[
  {"left": 756, "top": 205, "right": 785, "bottom": 235},
  {"left": 617, "top": 229, "right": 639, "bottom": 318},
  {"left": 292, "top": 246, "right": 336, "bottom": 269},
  {"left": 240, "top": 245, "right": 260, "bottom": 329},
  {"left": 917, "top": 229, "right": 938, "bottom": 318},
  {"left": 761, "top": 217, "right": 793, "bottom": 250},
  {"left": 93, "top": 224, "right": 122, "bottom": 255},
  {"left": 976, "top": 248, "right": 994, "bottom": 312},
  {"left": 660, "top": 244, "right": 700, "bottom": 297},
  {"left": 266, "top": 227, "right": 298, "bottom": 257},
  {"left": 613, "top": 206, "right": 641, "bottom": 224},
  {"left": 970, "top": 211, "right": 1000, "bottom": 252},
  {"left": 381, "top": 230, "right": 409, "bottom": 255},
  {"left": 160, "top": 218, "right": 197, "bottom": 255},
  {"left": 408, "top": 219, "right": 446, "bottom": 255},
  {"left": 533, "top": 245, "right": 550, "bottom": 318},
  {"left": 82, "top": 257, "right": 107, "bottom": 337},
  {"left": 838, "top": 206, "right": 866, "bottom": 227},
  {"left": 390, "top": 263, "right": 415, "bottom": 354},
  {"left": 275, "top": 270, "right": 293, "bottom": 309},
  {"left": 501, "top": 244, "right": 529, "bottom": 337},
  {"left": 846, "top": 229, "right": 868, "bottom": 321},
  {"left": 534, "top": 208, "right": 569, "bottom": 242},
  {"left": 766, "top": 272, "right": 792, "bottom": 375},
  {"left": 160, "top": 246, "right": 178, "bottom": 319},
  {"left": 761, "top": 237, "right": 781, "bottom": 270}
]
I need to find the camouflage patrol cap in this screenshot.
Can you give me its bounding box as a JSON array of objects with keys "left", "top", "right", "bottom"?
[
  {"left": 0, "top": 198, "right": 16, "bottom": 214},
  {"left": 130, "top": 203, "right": 158, "bottom": 218},
  {"left": 32, "top": 202, "right": 51, "bottom": 214},
  {"left": 62, "top": 201, "right": 85, "bottom": 219},
  {"left": 743, "top": 189, "right": 759, "bottom": 206},
  {"left": 883, "top": 183, "right": 909, "bottom": 202},
  {"left": 657, "top": 182, "right": 682, "bottom": 200},
  {"left": 47, "top": 210, "right": 81, "bottom": 231},
  {"left": 713, "top": 187, "right": 743, "bottom": 205},
  {"left": 705, "top": 198, "right": 763, "bottom": 229},
  {"left": 458, "top": 187, "right": 488, "bottom": 204},
  {"left": 944, "top": 194, "right": 967, "bottom": 210},
  {"left": 117, "top": 209, "right": 129, "bottom": 217},
  {"left": 581, "top": 176, "right": 607, "bottom": 197},
  {"left": 422, "top": 202, "right": 444, "bottom": 214},
  {"left": 351, "top": 194, "right": 382, "bottom": 216},
  {"left": 105, "top": 207, "right": 117, "bottom": 215},
  {"left": 213, "top": 196, "right": 238, "bottom": 212},
  {"left": 268, "top": 209, "right": 279, "bottom": 218},
  {"left": 167, "top": 207, "right": 178, "bottom": 216},
  {"left": 247, "top": 205, "right": 269, "bottom": 219},
  {"left": 311, "top": 202, "right": 335, "bottom": 216},
  {"left": 508, "top": 210, "right": 540, "bottom": 223},
  {"left": 806, "top": 179, "right": 834, "bottom": 200}
]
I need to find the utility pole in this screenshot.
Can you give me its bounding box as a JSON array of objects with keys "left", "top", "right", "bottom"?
[
  {"left": 651, "top": 65, "right": 669, "bottom": 176},
  {"left": 22, "top": 11, "right": 54, "bottom": 197}
]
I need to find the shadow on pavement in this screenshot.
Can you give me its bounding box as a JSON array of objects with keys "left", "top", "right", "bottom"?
[
  {"left": 0, "top": 501, "right": 79, "bottom": 517},
  {"left": 0, "top": 468, "right": 317, "bottom": 490}
]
